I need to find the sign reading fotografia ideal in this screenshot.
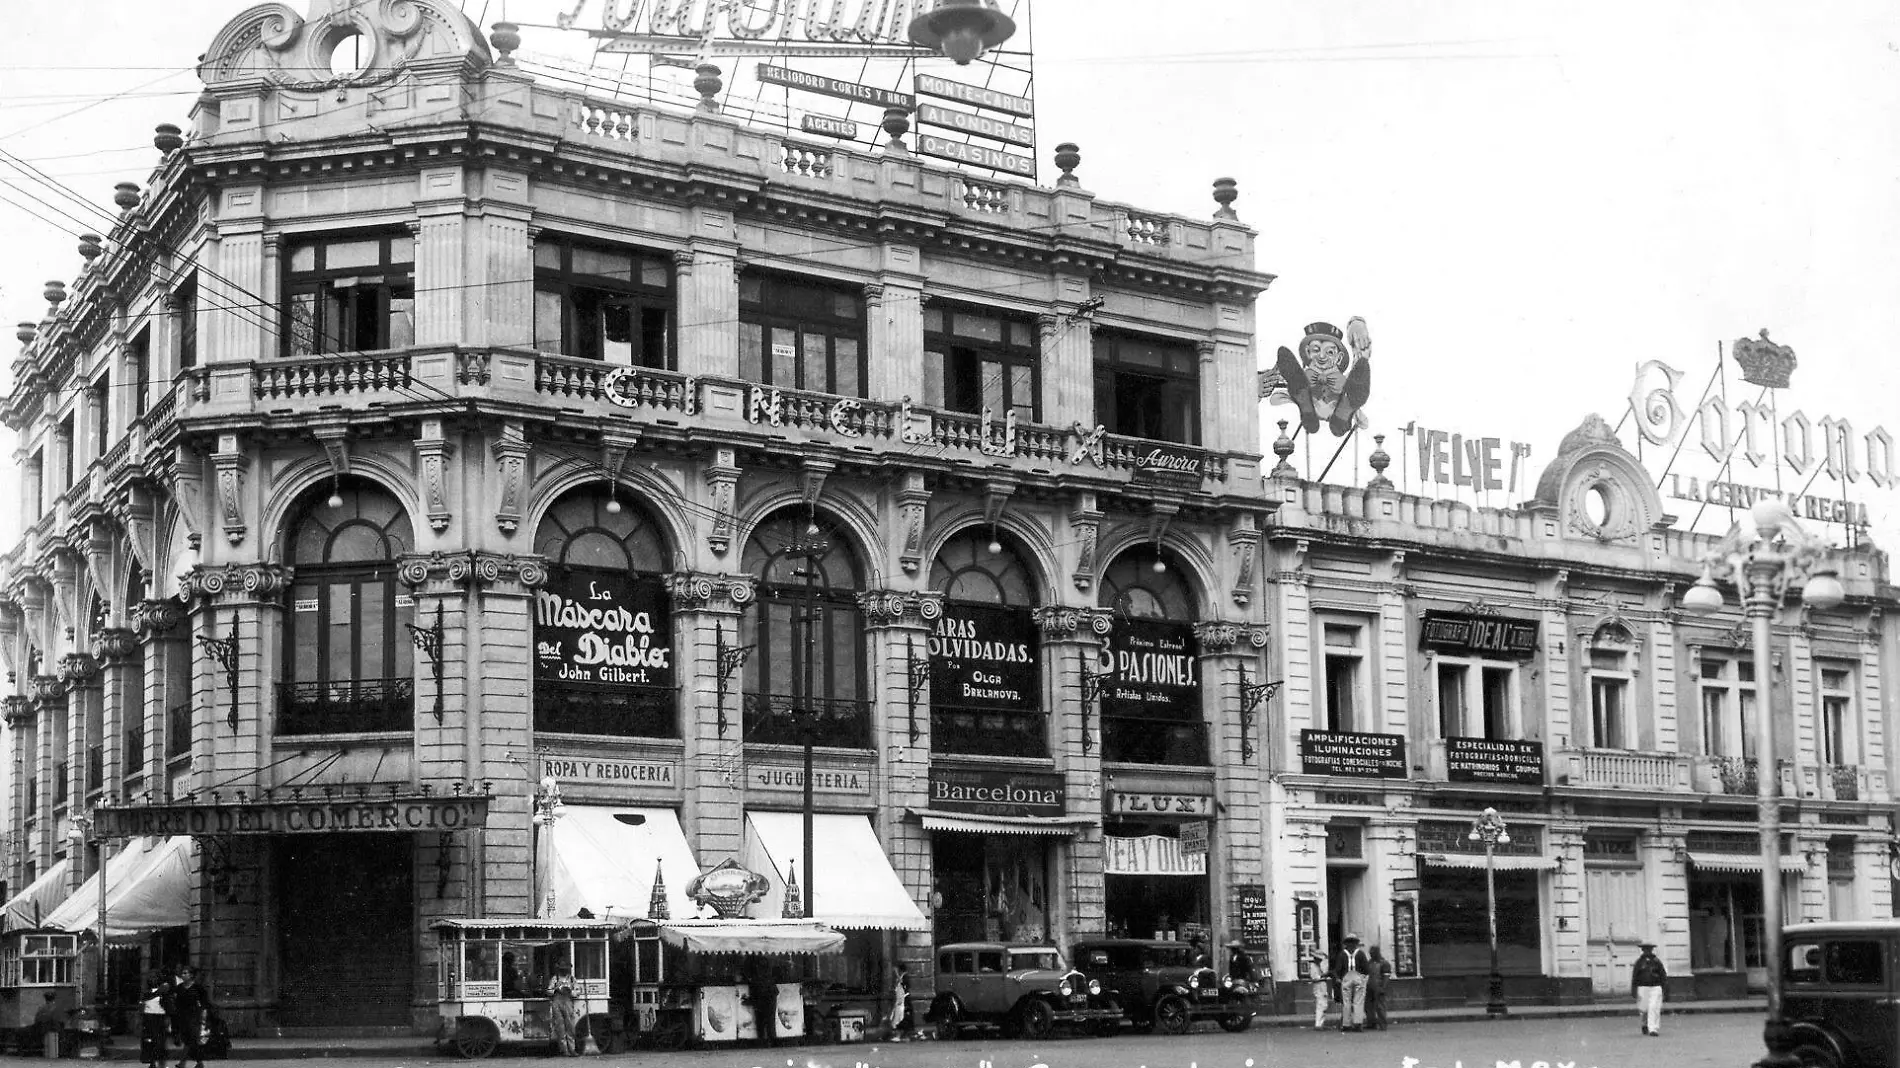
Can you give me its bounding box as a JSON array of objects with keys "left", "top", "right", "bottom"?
[
  {"left": 929, "top": 603, "right": 1040, "bottom": 712},
  {"left": 1419, "top": 610, "right": 1539, "bottom": 659},
  {"left": 534, "top": 571, "right": 674, "bottom": 688}
]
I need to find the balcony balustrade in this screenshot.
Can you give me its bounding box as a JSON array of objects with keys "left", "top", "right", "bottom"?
[
  {"left": 1102, "top": 716, "right": 1208, "bottom": 767},
  {"left": 1557, "top": 748, "right": 1692, "bottom": 791},
  {"left": 744, "top": 694, "right": 870, "bottom": 750},
  {"left": 276, "top": 678, "right": 414, "bottom": 736},
  {"left": 535, "top": 682, "right": 676, "bottom": 738},
  {"left": 931, "top": 707, "right": 1047, "bottom": 759},
  {"left": 254, "top": 351, "right": 412, "bottom": 400}
]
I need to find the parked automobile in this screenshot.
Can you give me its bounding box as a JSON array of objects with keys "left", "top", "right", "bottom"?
[
  {"left": 928, "top": 942, "right": 1122, "bottom": 1040},
  {"left": 1072, "top": 938, "right": 1258, "bottom": 1035},
  {"left": 1781, "top": 920, "right": 1900, "bottom": 1068}
]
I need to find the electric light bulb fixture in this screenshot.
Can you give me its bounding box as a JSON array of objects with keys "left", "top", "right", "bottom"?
[{"left": 907, "top": 0, "right": 1016, "bottom": 65}]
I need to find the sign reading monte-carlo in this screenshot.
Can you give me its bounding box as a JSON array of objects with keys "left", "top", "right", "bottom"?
[
  {"left": 95, "top": 797, "right": 488, "bottom": 838},
  {"left": 1098, "top": 620, "right": 1200, "bottom": 720},
  {"left": 1300, "top": 730, "right": 1408, "bottom": 779},
  {"left": 534, "top": 572, "right": 673, "bottom": 688},
  {"left": 1419, "top": 611, "right": 1539, "bottom": 659},
  {"left": 929, "top": 604, "right": 1039, "bottom": 711},
  {"left": 928, "top": 767, "right": 1065, "bottom": 818}
]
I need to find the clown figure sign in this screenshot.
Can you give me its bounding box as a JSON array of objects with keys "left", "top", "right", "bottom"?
[{"left": 1262, "top": 318, "right": 1374, "bottom": 436}]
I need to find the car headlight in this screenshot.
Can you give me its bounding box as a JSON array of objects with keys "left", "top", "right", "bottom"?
[
  {"left": 1089, "top": 979, "right": 1102, "bottom": 996},
  {"left": 1058, "top": 979, "right": 1073, "bottom": 997},
  {"left": 1222, "top": 976, "right": 1235, "bottom": 989},
  {"left": 1188, "top": 973, "right": 1200, "bottom": 989}
]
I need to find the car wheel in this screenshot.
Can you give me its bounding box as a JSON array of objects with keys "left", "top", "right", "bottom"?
[
  {"left": 1015, "top": 998, "right": 1057, "bottom": 1041},
  {"left": 1154, "top": 995, "right": 1191, "bottom": 1036},
  {"left": 930, "top": 997, "right": 960, "bottom": 1040},
  {"left": 453, "top": 1017, "right": 500, "bottom": 1059},
  {"left": 1791, "top": 1044, "right": 1841, "bottom": 1068},
  {"left": 1217, "top": 1013, "right": 1253, "bottom": 1033}
]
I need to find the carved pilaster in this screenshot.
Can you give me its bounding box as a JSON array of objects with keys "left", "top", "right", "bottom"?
[
  {"left": 399, "top": 551, "right": 546, "bottom": 593},
  {"left": 706, "top": 447, "right": 741, "bottom": 557},
  {"left": 1069, "top": 492, "right": 1102, "bottom": 592},
  {"left": 896, "top": 471, "right": 930, "bottom": 575},
  {"left": 210, "top": 435, "right": 248, "bottom": 546},
  {"left": 1033, "top": 605, "right": 1114, "bottom": 642},
  {"left": 132, "top": 598, "right": 186, "bottom": 636},
  {"left": 1228, "top": 514, "right": 1261, "bottom": 608},
  {"left": 1194, "top": 621, "right": 1270, "bottom": 655},
  {"left": 492, "top": 423, "right": 529, "bottom": 536},
  {"left": 858, "top": 589, "right": 943, "bottom": 629},
  {"left": 667, "top": 572, "right": 756, "bottom": 615},
  {"left": 415, "top": 426, "right": 454, "bottom": 534},
  {"left": 177, "top": 563, "right": 294, "bottom": 606}
]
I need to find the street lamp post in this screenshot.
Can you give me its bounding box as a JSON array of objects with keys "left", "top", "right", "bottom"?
[
  {"left": 1467, "top": 807, "right": 1510, "bottom": 1016},
  {"left": 532, "top": 775, "right": 566, "bottom": 918},
  {"left": 1681, "top": 499, "right": 1844, "bottom": 1068},
  {"left": 788, "top": 525, "right": 832, "bottom": 920}
]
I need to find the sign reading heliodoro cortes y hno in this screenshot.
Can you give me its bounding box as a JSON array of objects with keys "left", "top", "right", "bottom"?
[
  {"left": 929, "top": 604, "right": 1039, "bottom": 712},
  {"left": 535, "top": 571, "right": 673, "bottom": 687},
  {"left": 928, "top": 767, "right": 1065, "bottom": 818}
]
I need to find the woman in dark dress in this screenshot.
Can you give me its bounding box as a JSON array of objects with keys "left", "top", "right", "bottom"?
[{"left": 168, "top": 965, "right": 214, "bottom": 1068}]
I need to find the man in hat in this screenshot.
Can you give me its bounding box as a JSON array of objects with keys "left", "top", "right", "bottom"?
[
  {"left": 1631, "top": 943, "right": 1666, "bottom": 1036},
  {"left": 1225, "top": 939, "right": 1258, "bottom": 987},
  {"left": 1339, "top": 934, "right": 1371, "bottom": 1032}
]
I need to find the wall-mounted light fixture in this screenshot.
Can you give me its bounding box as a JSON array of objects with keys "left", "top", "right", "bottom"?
[
  {"left": 1080, "top": 654, "right": 1110, "bottom": 754},
  {"left": 713, "top": 621, "right": 754, "bottom": 739},
  {"left": 407, "top": 602, "right": 445, "bottom": 724},
  {"left": 905, "top": 634, "right": 929, "bottom": 745},
  {"left": 1237, "top": 664, "right": 1282, "bottom": 765},
  {"left": 196, "top": 615, "right": 240, "bottom": 733}
]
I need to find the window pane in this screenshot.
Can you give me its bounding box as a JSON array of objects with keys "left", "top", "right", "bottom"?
[
  {"left": 739, "top": 275, "right": 762, "bottom": 304},
  {"left": 534, "top": 242, "right": 562, "bottom": 270},
  {"left": 639, "top": 306, "right": 669, "bottom": 369},
  {"left": 388, "top": 286, "right": 415, "bottom": 348},
  {"left": 1009, "top": 364, "right": 1034, "bottom": 419},
  {"left": 831, "top": 291, "right": 859, "bottom": 319},
  {"left": 640, "top": 258, "right": 670, "bottom": 289},
  {"left": 802, "top": 331, "right": 828, "bottom": 392},
  {"left": 1740, "top": 692, "right": 1758, "bottom": 759},
  {"left": 1482, "top": 667, "right": 1512, "bottom": 739},
  {"left": 923, "top": 307, "right": 944, "bottom": 334},
  {"left": 1324, "top": 624, "right": 1359, "bottom": 649},
  {"left": 573, "top": 247, "right": 634, "bottom": 281},
  {"left": 923, "top": 349, "right": 946, "bottom": 408},
  {"left": 1437, "top": 665, "right": 1465, "bottom": 737},
  {"left": 600, "top": 301, "right": 634, "bottom": 365},
  {"left": 1008, "top": 319, "right": 1036, "bottom": 347},
  {"left": 328, "top": 584, "right": 354, "bottom": 681},
  {"left": 1821, "top": 667, "right": 1851, "bottom": 691},
  {"left": 739, "top": 321, "right": 763, "bottom": 381},
  {"left": 292, "top": 584, "right": 319, "bottom": 680},
  {"left": 290, "top": 245, "right": 317, "bottom": 273},
  {"left": 834, "top": 337, "right": 859, "bottom": 397},
  {"left": 1703, "top": 691, "right": 1726, "bottom": 755},
  {"left": 325, "top": 239, "right": 381, "bottom": 270},
  {"left": 770, "top": 328, "right": 797, "bottom": 386},
  {"left": 953, "top": 314, "right": 1002, "bottom": 342},
  {"left": 389, "top": 233, "right": 414, "bottom": 265},
  {"left": 361, "top": 587, "right": 387, "bottom": 679},
  {"left": 1738, "top": 660, "right": 1755, "bottom": 683},
  {"left": 535, "top": 290, "right": 565, "bottom": 352},
  {"left": 287, "top": 292, "right": 318, "bottom": 356},
  {"left": 979, "top": 357, "right": 1004, "bottom": 413}
]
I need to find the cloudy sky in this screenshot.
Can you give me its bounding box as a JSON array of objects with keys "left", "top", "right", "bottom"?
[{"left": 3, "top": 0, "right": 1897, "bottom": 547}]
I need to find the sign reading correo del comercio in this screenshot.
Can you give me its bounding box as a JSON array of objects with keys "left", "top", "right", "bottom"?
[{"left": 93, "top": 797, "right": 489, "bottom": 838}]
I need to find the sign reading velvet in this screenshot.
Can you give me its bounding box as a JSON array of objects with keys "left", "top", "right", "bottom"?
[
  {"left": 929, "top": 604, "right": 1039, "bottom": 711},
  {"left": 1099, "top": 619, "right": 1201, "bottom": 720},
  {"left": 534, "top": 571, "right": 673, "bottom": 688}
]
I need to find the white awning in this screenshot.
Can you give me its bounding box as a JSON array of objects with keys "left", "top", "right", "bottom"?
[
  {"left": 1419, "top": 852, "right": 1559, "bottom": 872},
  {"left": 657, "top": 919, "right": 847, "bottom": 956},
  {"left": 1687, "top": 851, "right": 1806, "bottom": 874},
  {"left": 744, "top": 812, "right": 927, "bottom": 931},
  {"left": 913, "top": 809, "right": 1097, "bottom": 837},
  {"left": 44, "top": 837, "right": 192, "bottom": 942},
  {"left": 549, "top": 806, "right": 706, "bottom": 922},
  {"left": 2, "top": 858, "right": 71, "bottom": 933}
]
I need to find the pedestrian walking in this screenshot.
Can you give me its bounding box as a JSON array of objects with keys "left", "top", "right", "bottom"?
[
  {"left": 1632, "top": 942, "right": 1667, "bottom": 1036},
  {"left": 1365, "top": 946, "right": 1392, "bottom": 1030},
  {"left": 887, "top": 965, "right": 911, "bottom": 1041},
  {"left": 547, "top": 960, "right": 579, "bottom": 1056},
  {"left": 1308, "top": 946, "right": 1335, "bottom": 1030},
  {"left": 167, "top": 965, "right": 212, "bottom": 1068},
  {"left": 140, "top": 972, "right": 174, "bottom": 1068},
  {"left": 1339, "top": 933, "right": 1370, "bottom": 1032}
]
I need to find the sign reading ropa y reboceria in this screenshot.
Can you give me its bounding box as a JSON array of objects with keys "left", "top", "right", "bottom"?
[
  {"left": 929, "top": 603, "right": 1039, "bottom": 712},
  {"left": 535, "top": 571, "right": 673, "bottom": 688},
  {"left": 1099, "top": 619, "right": 1200, "bottom": 721},
  {"left": 95, "top": 797, "right": 488, "bottom": 838},
  {"left": 929, "top": 767, "right": 1065, "bottom": 818}
]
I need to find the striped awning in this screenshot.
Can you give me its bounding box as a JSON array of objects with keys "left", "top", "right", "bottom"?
[
  {"left": 1419, "top": 853, "right": 1558, "bottom": 872},
  {"left": 1687, "top": 851, "right": 1805, "bottom": 874},
  {"left": 913, "top": 809, "right": 1097, "bottom": 837}
]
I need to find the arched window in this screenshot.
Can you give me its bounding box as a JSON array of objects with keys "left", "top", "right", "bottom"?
[
  {"left": 1098, "top": 547, "right": 1205, "bottom": 766},
  {"left": 281, "top": 481, "right": 414, "bottom": 735},
  {"left": 928, "top": 530, "right": 1044, "bottom": 757},
  {"left": 532, "top": 488, "right": 676, "bottom": 737},
  {"left": 741, "top": 512, "right": 867, "bottom": 748}
]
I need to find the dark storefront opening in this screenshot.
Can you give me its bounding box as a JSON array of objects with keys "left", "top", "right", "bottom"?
[
  {"left": 1418, "top": 866, "right": 1540, "bottom": 976},
  {"left": 1689, "top": 871, "right": 1765, "bottom": 975},
  {"left": 931, "top": 834, "right": 1052, "bottom": 946},
  {"left": 274, "top": 834, "right": 415, "bottom": 1027},
  {"left": 1104, "top": 820, "right": 1208, "bottom": 941}
]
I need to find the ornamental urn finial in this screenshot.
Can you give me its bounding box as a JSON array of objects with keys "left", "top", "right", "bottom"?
[
  {"left": 43, "top": 281, "right": 66, "bottom": 308},
  {"left": 1212, "top": 177, "right": 1239, "bottom": 220},
  {"left": 153, "top": 123, "right": 183, "bottom": 155},
  {"left": 1367, "top": 434, "right": 1393, "bottom": 489},
  {"left": 77, "top": 234, "right": 102, "bottom": 262},
  {"left": 1271, "top": 419, "right": 1297, "bottom": 478},
  {"left": 694, "top": 64, "right": 723, "bottom": 113},
  {"left": 1053, "top": 142, "right": 1080, "bottom": 187},
  {"left": 881, "top": 107, "right": 911, "bottom": 154},
  {"left": 489, "top": 22, "right": 521, "bottom": 65},
  {"left": 113, "top": 182, "right": 141, "bottom": 212}
]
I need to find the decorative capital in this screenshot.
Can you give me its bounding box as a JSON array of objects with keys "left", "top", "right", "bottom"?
[
  {"left": 399, "top": 551, "right": 542, "bottom": 590},
  {"left": 667, "top": 572, "right": 756, "bottom": 614},
  {"left": 31, "top": 672, "right": 69, "bottom": 702},
  {"left": 857, "top": 589, "right": 943, "bottom": 628},
  {"left": 2, "top": 694, "right": 32, "bottom": 729},
  {"left": 178, "top": 563, "right": 294, "bottom": 605},
  {"left": 1194, "top": 621, "right": 1269, "bottom": 654},
  {"left": 1032, "top": 605, "right": 1114, "bottom": 641},
  {"left": 133, "top": 598, "right": 186, "bottom": 636},
  {"left": 95, "top": 628, "right": 140, "bottom": 662},
  {"left": 59, "top": 651, "right": 101, "bottom": 685}
]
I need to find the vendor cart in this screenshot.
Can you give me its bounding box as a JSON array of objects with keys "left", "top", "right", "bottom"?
[
  {"left": 0, "top": 929, "right": 80, "bottom": 1054},
  {"left": 612, "top": 917, "right": 845, "bottom": 1050},
  {"left": 430, "top": 919, "right": 617, "bottom": 1058}
]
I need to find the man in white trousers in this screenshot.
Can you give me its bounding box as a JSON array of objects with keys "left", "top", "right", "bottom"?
[{"left": 1631, "top": 942, "right": 1667, "bottom": 1036}]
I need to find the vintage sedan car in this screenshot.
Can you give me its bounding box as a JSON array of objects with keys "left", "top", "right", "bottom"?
[
  {"left": 1781, "top": 920, "right": 1900, "bottom": 1068},
  {"left": 928, "top": 942, "right": 1122, "bottom": 1040},
  {"left": 1073, "top": 939, "right": 1258, "bottom": 1034}
]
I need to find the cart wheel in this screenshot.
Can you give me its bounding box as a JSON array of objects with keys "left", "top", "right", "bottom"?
[
  {"left": 1217, "top": 1013, "right": 1253, "bottom": 1033},
  {"left": 649, "top": 1011, "right": 690, "bottom": 1051},
  {"left": 577, "top": 1014, "right": 615, "bottom": 1054},
  {"left": 1153, "top": 995, "right": 1191, "bottom": 1036},
  {"left": 930, "top": 997, "right": 960, "bottom": 1040},
  {"left": 453, "top": 1017, "right": 500, "bottom": 1059}
]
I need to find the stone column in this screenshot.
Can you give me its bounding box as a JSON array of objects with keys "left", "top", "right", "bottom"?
[
  {"left": 176, "top": 563, "right": 293, "bottom": 791},
  {"left": 1039, "top": 303, "right": 1094, "bottom": 431},
  {"left": 133, "top": 598, "right": 188, "bottom": 791},
  {"left": 870, "top": 245, "right": 925, "bottom": 402},
  {"left": 860, "top": 589, "right": 940, "bottom": 977},
  {"left": 467, "top": 165, "right": 533, "bottom": 348},
  {"left": 667, "top": 572, "right": 757, "bottom": 865},
  {"left": 469, "top": 553, "right": 547, "bottom": 917},
  {"left": 97, "top": 629, "right": 140, "bottom": 800},
  {"left": 1033, "top": 606, "right": 1113, "bottom": 940},
  {"left": 412, "top": 199, "right": 467, "bottom": 346},
  {"left": 1196, "top": 621, "right": 1271, "bottom": 943},
  {"left": 208, "top": 210, "right": 266, "bottom": 363},
  {"left": 677, "top": 243, "right": 739, "bottom": 378},
  {"left": 4, "top": 694, "right": 33, "bottom": 886},
  {"left": 61, "top": 652, "right": 101, "bottom": 818},
  {"left": 30, "top": 674, "right": 66, "bottom": 880}
]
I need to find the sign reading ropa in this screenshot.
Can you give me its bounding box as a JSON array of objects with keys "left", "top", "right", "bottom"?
[{"left": 94, "top": 797, "right": 488, "bottom": 838}]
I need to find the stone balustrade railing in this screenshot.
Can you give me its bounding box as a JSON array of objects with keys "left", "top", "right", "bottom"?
[
  {"left": 1560, "top": 748, "right": 1692, "bottom": 791},
  {"left": 254, "top": 352, "right": 412, "bottom": 400}
]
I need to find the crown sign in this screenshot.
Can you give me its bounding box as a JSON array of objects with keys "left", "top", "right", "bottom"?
[{"left": 1733, "top": 329, "right": 1797, "bottom": 389}]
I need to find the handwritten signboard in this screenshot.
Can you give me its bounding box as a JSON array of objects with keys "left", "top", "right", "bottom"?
[
  {"left": 1299, "top": 730, "right": 1408, "bottom": 779},
  {"left": 534, "top": 571, "right": 673, "bottom": 689},
  {"left": 1235, "top": 884, "right": 1270, "bottom": 952},
  {"left": 1392, "top": 898, "right": 1419, "bottom": 978},
  {"left": 1419, "top": 611, "right": 1539, "bottom": 659},
  {"left": 929, "top": 604, "right": 1039, "bottom": 713},
  {"left": 1445, "top": 737, "right": 1544, "bottom": 786},
  {"left": 1099, "top": 619, "right": 1201, "bottom": 721}
]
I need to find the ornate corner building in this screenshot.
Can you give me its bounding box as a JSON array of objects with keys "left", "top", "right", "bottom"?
[
  {"left": 0, "top": 0, "right": 1277, "bottom": 1032},
  {"left": 1261, "top": 415, "right": 1900, "bottom": 1008}
]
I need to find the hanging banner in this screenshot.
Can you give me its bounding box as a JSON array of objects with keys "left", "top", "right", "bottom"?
[
  {"left": 929, "top": 603, "right": 1040, "bottom": 712},
  {"left": 1099, "top": 619, "right": 1201, "bottom": 721},
  {"left": 1103, "top": 834, "right": 1206, "bottom": 876},
  {"left": 534, "top": 571, "right": 674, "bottom": 689}
]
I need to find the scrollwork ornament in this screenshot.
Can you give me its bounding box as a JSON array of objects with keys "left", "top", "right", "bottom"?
[
  {"left": 728, "top": 580, "right": 754, "bottom": 605},
  {"left": 447, "top": 556, "right": 474, "bottom": 585},
  {"left": 692, "top": 577, "right": 716, "bottom": 603},
  {"left": 1249, "top": 625, "right": 1270, "bottom": 648},
  {"left": 1090, "top": 612, "right": 1113, "bottom": 636},
  {"left": 917, "top": 595, "right": 943, "bottom": 621},
  {"left": 513, "top": 559, "right": 545, "bottom": 588},
  {"left": 398, "top": 559, "right": 431, "bottom": 588}
]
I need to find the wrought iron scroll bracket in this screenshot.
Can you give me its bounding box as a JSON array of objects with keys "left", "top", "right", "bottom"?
[
  {"left": 1080, "top": 656, "right": 1112, "bottom": 755},
  {"left": 406, "top": 602, "right": 446, "bottom": 724},
  {"left": 1238, "top": 663, "right": 1283, "bottom": 765},
  {"left": 905, "top": 634, "right": 929, "bottom": 745},
  {"left": 197, "top": 616, "right": 240, "bottom": 734},
  {"left": 714, "top": 621, "right": 755, "bottom": 739}
]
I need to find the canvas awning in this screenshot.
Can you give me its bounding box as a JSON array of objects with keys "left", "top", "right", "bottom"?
[
  {"left": 743, "top": 811, "right": 927, "bottom": 931},
  {"left": 913, "top": 809, "right": 1097, "bottom": 837},
  {"left": 1418, "top": 852, "right": 1559, "bottom": 872},
  {"left": 548, "top": 806, "right": 705, "bottom": 921},
  {"left": 44, "top": 837, "right": 192, "bottom": 942},
  {"left": 657, "top": 919, "right": 847, "bottom": 956},
  {"left": 1687, "top": 851, "right": 1806, "bottom": 874},
  {"left": 2, "top": 858, "right": 71, "bottom": 933}
]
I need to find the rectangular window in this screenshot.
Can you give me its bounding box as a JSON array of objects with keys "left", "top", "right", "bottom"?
[
  {"left": 1437, "top": 662, "right": 1467, "bottom": 739},
  {"left": 26, "top": 450, "right": 43, "bottom": 520},
  {"left": 174, "top": 276, "right": 198, "bottom": 369},
  {"left": 1589, "top": 650, "right": 1630, "bottom": 749},
  {"left": 281, "top": 231, "right": 416, "bottom": 356},
  {"left": 129, "top": 328, "right": 150, "bottom": 416},
  {"left": 92, "top": 373, "right": 111, "bottom": 458},
  {"left": 59, "top": 414, "right": 75, "bottom": 489},
  {"left": 1698, "top": 652, "right": 1757, "bottom": 759},
  {"left": 1321, "top": 621, "right": 1364, "bottom": 732},
  {"left": 533, "top": 237, "right": 673, "bottom": 366},
  {"left": 737, "top": 273, "right": 865, "bottom": 396},
  {"left": 1818, "top": 661, "right": 1856, "bottom": 766},
  {"left": 1435, "top": 657, "right": 1517, "bottom": 740},
  {"left": 923, "top": 305, "right": 1041, "bottom": 421},
  {"left": 1092, "top": 331, "right": 1201, "bottom": 445}
]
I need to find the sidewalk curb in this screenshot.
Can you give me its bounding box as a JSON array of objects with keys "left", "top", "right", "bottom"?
[{"left": 1260, "top": 1000, "right": 1766, "bottom": 1028}]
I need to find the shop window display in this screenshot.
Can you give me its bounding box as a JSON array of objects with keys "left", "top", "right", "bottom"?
[
  {"left": 931, "top": 836, "right": 1050, "bottom": 945},
  {"left": 1417, "top": 866, "right": 1540, "bottom": 977}
]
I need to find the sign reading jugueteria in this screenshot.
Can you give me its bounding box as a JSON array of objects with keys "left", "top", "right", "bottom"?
[
  {"left": 1098, "top": 619, "right": 1201, "bottom": 721},
  {"left": 1419, "top": 610, "right": 1539, "bottom": 659},
  {"left": 929, "top": 604, "right": 1040, "bottom": 712},
  {"left": 535, "top": 571, "right": 673, "bottom": 688}
]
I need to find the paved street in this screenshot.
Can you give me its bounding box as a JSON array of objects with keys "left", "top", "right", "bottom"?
[{"left": 220, "top": 1013, "right": 1766, "bottom": 1068}]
